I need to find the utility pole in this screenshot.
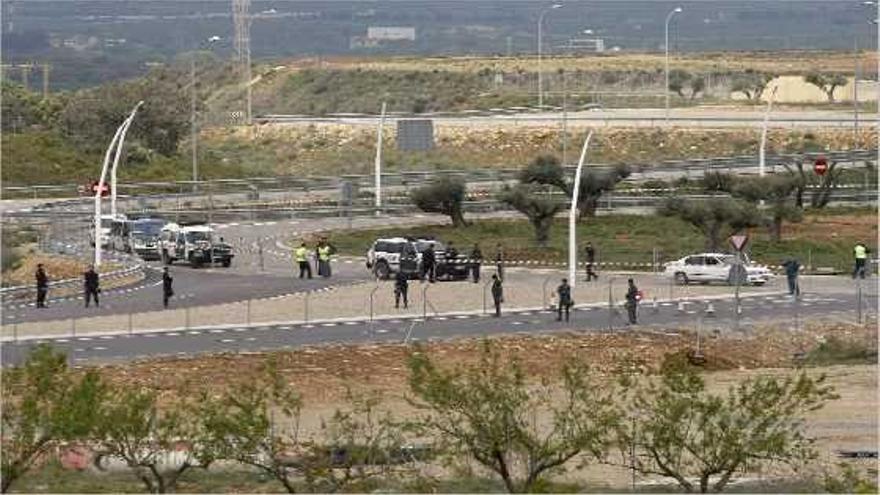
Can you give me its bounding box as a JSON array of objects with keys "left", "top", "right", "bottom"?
[
  {"left": 233, "top": 0, "right": 252, "bottom": 125},
  {"left": 191, "top": 57, "right": 199, "bottom": 191},
  {"left": 42, "top": 63, "right": 50, "bottom": 98},
  {"left": 374, "top": 102, "right": 387, "bottom": 213}
]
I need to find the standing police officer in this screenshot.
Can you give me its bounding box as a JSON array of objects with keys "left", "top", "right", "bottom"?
[
  {"left": 394, "top": 270, "right": 409, "bottom": 309},
  {"left": 491, "top": 274, "right": 503, "bottom": 317},
  {"left": 317, "top": 239, "right": 333, "bottom": 278},
  {"left": 35, "top": 264, "right": 48, "bottom": 308},
  {"left": 853, "top": 242, "right": 869, "bottom": 279},
  {"left": 162, "top": 267, "right": 174, "bottom": 308},
  {"left": 556, "top": 278, "right": 573, "bottom": 322},
  {"left": 625, "top": 278, "right": 639, "bottom": 325},
  {"left": 83, "top": 265, "right": 100, "bottom": 308},
  {"left": 584, "top": 241, "right": 597, "bottom": 281},
  {"left": 470, "top": 243, "right": 483, "bottom": 283},
  {"left": 421, "top": 244, "right": 436, "bottom": 283},
  {"left": 295, "top": 242, "right": 312, "bottom": 279}
]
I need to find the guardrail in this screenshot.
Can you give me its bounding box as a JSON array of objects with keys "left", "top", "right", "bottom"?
[
  {"left": 0, "top": 262, "right": 146, "bottom": 302},
  {"left": 3, "top": 149, "right": 875, "bottom": 200}
]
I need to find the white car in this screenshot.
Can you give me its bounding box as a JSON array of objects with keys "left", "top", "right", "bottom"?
[{"left": 664, "top": 253, "right": 772, "bottom": 286}]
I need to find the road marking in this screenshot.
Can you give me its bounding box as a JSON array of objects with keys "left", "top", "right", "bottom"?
[
  {"left": 209, "top": 329, "right": 225, "bottom": 334},
  {"left": 343, "top": 321, "right": 358, "bottom": 326},
  {"left": 93, "top": 346, "right": 107, "bottom": 351},
  {"left": 511, "top": 321, "right": 524, "bottom": 325},
  {"left": 245, "top": 337, "right": 256, "bottom": 341},
  {"left": 166, "top": 332, "right": 181, "bottom": 336},
  {"left": 454, "top": 315, "right": 470, "bottom": 319},
  {"left": 321, "top": 323, "right": 338, "bottom": 327},
  {"left": 219, "top": 339, "right": 236, "bottom": 343},
  {"left": 188, "top": 331, "right": 202, "bottom": 335},
  {"left": 278, "top": 326, "right": 292, "bottom": 330},
  {"left": 302, "top": 324, "right": 315, "bottom": 328},
  {"left": 233, "top": 328, "right": 247, "bottom": 332},
  {"left": 77, "top": 337, "right": 93, "bottom": 341},
  {"left": 143, "top": 334, "right": 158, "bottom": 338},
  {"left": 56, "top": 339, "right": 70, "bottom": 343},
  {"left": 434, "top": 317, "right": 448, "bottom": 321},
  {"left": 74, "top": 348, "right": 86, "bottom": 352}
]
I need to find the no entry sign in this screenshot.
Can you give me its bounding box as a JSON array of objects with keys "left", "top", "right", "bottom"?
[{"left": 814, "top": 157, "right": 828, "bottom": 176}]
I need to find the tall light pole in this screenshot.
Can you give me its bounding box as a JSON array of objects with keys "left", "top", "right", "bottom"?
[
  {"left": 191, "top": 36, "right": 222, "bottom": 192},
  {"left": 569, "top": 131, "right": 593, "bottom": 288},
  {"left": 664, "top": 6, "right": 683, "bottom": 124},
  {"left": 374, "top": 102, "right": 387, "bottom": 213},
  {"left": 95, "top": 101, "right": 143, "bottom": 268},
  {"left": 537, "top": 3, "right": 563, "bottom": 107},
  {"left": 109, "top": 113, "right": 137, "bottom": 219},
  {"left": 863, "top": 2, "right": 879, "bottom": 171}
]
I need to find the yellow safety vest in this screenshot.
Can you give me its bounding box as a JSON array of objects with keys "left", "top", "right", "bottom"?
[
  {"left": 318, "top": 245, "right": 331, "bottom": 261},
  {"left": 855, "top": 245, "right": 867, "bottom": 259},
  {"left": 294, "top": 246, "right": 308, "bottom": 263}
]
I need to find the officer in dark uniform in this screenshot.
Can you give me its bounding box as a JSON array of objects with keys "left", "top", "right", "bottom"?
[
  {"left": 421, "top": 245, "right": 436, "bottom": 283},
  {"left": 495, "top": 243, "right": 505, "bottom": 281},
  {"left": 782, "top": 258, "right": 800, "bottom": 296},
  {"left": 491, "top": 274, "right": 503, "bottom": 317},
  {"left": 470, "top": 243, "right": 483, "bottom": 283},
  {"left": 556, "top": 278, "right": 573, "bottom": 322},
  {"left": 35, "top": 264, "right": 48, "bottom": 308},
  {"left": 84, "top": 265, "right": 100, "bottom": 308},
  {"left": 394, "top": 270, "right": 409, "bottom": 309},
  {"left": 585, "top": 242, "right": 597, "bottom": 281},
  {"left": 625, "top": 278, "right": 639, "bottom": 325},
  {"left": 162, "top": 267, "right": 174, "bottom": 308}
]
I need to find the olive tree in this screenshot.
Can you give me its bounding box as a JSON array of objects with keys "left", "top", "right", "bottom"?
[
  {"left": 617, "top": 357, "right": 838, "bottom": 493},
  {"left": 1, "top": 346, "right": 107, "bottom": 493},
  {"left": 728, "top": 174, "right": 803, "bottom": 242},
  {"left": 804, "top": 72, "right": 849, "bottom": 103},
  {"left": 410, "top": 176, "right": 468, "bottom": 227},
  {"left": 730, "top": 70, "right": 775, "bottom": 101},
  {"left": 407, "top": 341, "right": 619, "bottom": 493},
  {"left": 499, "top": 183, "right": 564, "bottom": 246},
  {"left": 659, "top": 197, "right": 761, "bottom": 252},
  {"left": 93, "top": 387, "right": 214, "bottom": 493}
]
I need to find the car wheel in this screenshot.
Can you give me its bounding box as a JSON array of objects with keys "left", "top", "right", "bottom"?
[
  {"left": 222, "top": 258, "right": 231, "bottom": 268},
  {"left": 375, "top": 261, "right": 390, "bottom": 280},
  {"left": 674, "top": 272, "right": 689, "bottom": 285}
]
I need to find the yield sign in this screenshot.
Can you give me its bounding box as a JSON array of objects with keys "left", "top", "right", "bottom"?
[{"left": 730, "top": 235, "right": 749, "bottom": 251}]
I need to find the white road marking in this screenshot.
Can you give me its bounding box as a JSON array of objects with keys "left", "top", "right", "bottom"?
[
  {"left": 245, "top": 337, "right": 256, "bottom": 341},
  {"left": 77, "top": 337, "right": 93, "bottom": 341},
  {"left": 209, "top": 329, "right": 225, "bottom": 334},
  {"left": 454, "top": 315, "right": 471, "bottom": 319},
  {"left": 188, "top": 331, "right": 201, "bottom": 335},
  {"left": 511, "top": 321, "right": 524, "bottom": 325},
  {"left": 219, "top": 339, "right": 236, "bottom": 343},
  {"left": 321, "top": 323, "right": 338, "bottom": 327},
  {"left": 93, "top": 346, "right": 107, "bottom": 351},
  {"left": 166, "top": 332, "right": 181, "bottom": 336},
  {"left": 343, "top": 321, "right": 358, "bottom": 326}
]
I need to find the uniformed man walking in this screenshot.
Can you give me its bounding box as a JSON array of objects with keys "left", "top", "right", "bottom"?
[
  {"left": 295, "top": 242, "right": 312, "bottom": 279},
  {"left": 853, "top": 242, "right": 869, "bottom": 279},
  {"left": 495, "top": 243, "right": 505, "bottom": 281},
  {"left": 394, "top": 270, "right": 409, "bottom": 309},
  {"left": 470, "top": 243, "right": 483, "bottom": 283},
  {"left": 35, "top": 264, "right": 48, "bottom": 308},
  {"left": 491, "top": 274, "right": 503, "bottom": 317},
  {"left": 625, "top": 278, "right": 639, "bottom": 325},
  {"left": 584, "top": 241, "right": 597, "bottom": 281},
  {"left": 556, "top": 278, "right": 573, "bottom": 322},
  {"left": 83, "top": 265, "right": 100, "bottom": 308},
  {"left": 162, "top": 267, "right": 174, "bottom": 308}
]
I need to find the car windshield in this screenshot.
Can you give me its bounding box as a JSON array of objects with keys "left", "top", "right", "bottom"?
[
  {"left": 416, "top": 241, "right": 444, "bottom": 252},
  {"left": 187, "top": 231, "right": 211, "bottom": 242},
  {"left": 133, "top": 220, "right": 164, "bottom": 236},
  {"left": 132, "top": 232, "right": 153, "bottom": 241},
  {"left": 100, "top": 219, "right": 113, "bottom": 229}
]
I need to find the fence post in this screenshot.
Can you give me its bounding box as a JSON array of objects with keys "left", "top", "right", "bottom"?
[
  {"left": 369, "top": 285, "right": 379, "bottom": 322},
  {"left": 304, "top": 292, "right": 310, "bottom": 324},
  {"left": 857, "top": 280, "right": 863, "bottom": 324},
  {"left": 542, "top": 276, "right": 553, "bottom": 309}
]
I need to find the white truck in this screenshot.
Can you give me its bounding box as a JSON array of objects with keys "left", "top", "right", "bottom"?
[{"left": 157, "top": 223, "right": 234, "bottom": 268}]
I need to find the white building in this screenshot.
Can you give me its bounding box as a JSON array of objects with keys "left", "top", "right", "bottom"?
[{"left": 366, "top": 26, "right": 416, "bottom": 41}]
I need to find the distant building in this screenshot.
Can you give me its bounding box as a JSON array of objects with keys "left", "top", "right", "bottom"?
[{"left": 367, "top": 27, "right": 416, "bottom": 41}]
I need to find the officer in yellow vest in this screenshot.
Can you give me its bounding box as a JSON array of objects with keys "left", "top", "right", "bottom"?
[
  {"left": 317, "top": 241, "right": 332, "bottom": 278},
  {"left": 853, "top": 242, "right": 869, "bottom": 279},
  {"left": 295, "top": 242, "right": 312, "bottom": 279}
]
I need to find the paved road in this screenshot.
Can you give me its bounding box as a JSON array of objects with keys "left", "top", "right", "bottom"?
[
  {"left": 262, "top": 108, "right": 878, "bottom": 128},
  {"left": 2, "top": 291, "right": 874, "bottom": 367}
]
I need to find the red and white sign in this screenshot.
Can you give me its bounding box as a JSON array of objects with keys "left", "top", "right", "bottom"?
[
  {"left": 729, "top": 234, "right": 749, "bottom": 251},
  {"left": 90, "top": 181, "right": 111, "bottom": 197},
  {"left": 813, "top": 157, "right": 828, "bottom": 176}
]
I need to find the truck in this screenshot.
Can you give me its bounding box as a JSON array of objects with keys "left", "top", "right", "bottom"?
[
  {"left": 157, "top": 222, "right": 234, "bottom": 268},
  {"left": 127, "top": 218, "right": 166, "bottom": 260}
]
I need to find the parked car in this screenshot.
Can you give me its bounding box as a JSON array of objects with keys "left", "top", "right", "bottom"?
[
  {"left": 365, "top": 237, "right": 470, "bottom": 281},
  {"left": 128, "top": 218, "right": 166, "bottom": 260},
  {"left": 157, "top": 222, "right": 234, "bottom": 268},
  {"left": 664, "top": 253, "right": 771, "bottom": 286}
]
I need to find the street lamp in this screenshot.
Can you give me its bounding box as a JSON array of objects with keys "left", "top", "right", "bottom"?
[
  {"left": 95, "top": 101, "right": 143, "bottom": 268},
  {"left": 569, "top": 131, "right": 593, "bottom": 289},
  {"left": 538, "top": 3, "right": 563, "bottom": 107},
  {"left": 862, "top": 1, "right": 879, "bottom": 171},
  {"left": 664, "top": 6, "right": 683, "bottom": 124},
  {"left": 191, "top": 36, "right": 222, "bottom": 192}
]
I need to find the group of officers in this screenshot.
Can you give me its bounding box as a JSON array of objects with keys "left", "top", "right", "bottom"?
[
  {"left": 292, "top": 238, "right": 336, "bottom": 279},
  {"left": 33, "top": 264, "right": 176, "bottom": 309}
]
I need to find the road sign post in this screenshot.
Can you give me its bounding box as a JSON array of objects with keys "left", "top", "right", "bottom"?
[{"left": 729, "top": 234, "right": 749, "bottom": 331}]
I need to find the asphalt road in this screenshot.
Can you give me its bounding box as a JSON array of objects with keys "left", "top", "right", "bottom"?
[{"left": 2, "top": 291, "right": 874, "bottom": 367}]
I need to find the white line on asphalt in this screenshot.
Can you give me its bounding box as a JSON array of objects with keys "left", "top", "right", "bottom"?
[
  {"left": 455, "top": 315, "right": 470, "bottom": 319},
  {"left": 278, "top": 326, "right": 292, "bottom": 330},
  {"left": 188, "top": 331, "right": 201, "bottom": 335},
  {"left": 166, "top": 332, "right": 181, "bottom": 336},
  {"left": 511, "top": 321, "right": 523, "bottom": 325},
  {"left": 99, "top": 335, "right": 115, "bottom": 340},
  {"left": 209, "top": 329, "right": 225, "bottom": 334},
  {"left": 74, "top": 348, "right": 86, "bottom": 352},
  {"left": 77, "top": 337, "right": 93, "bottom": 341},
  {"left": 434, "top": 317, "right": 448, "bottom": 321},
  {"left": 93, "top": 346, "right": 107, "bottom": 351},
  {"left": 343, "top": 321, "right": 358, "bottom": 325},
  {"left": 321, "top": 323, "right": 337, "bottom": 327},
  {"left": 245, "top": 337, "right": 256, "bottom": 341},
  {"left": 56, "top": 339, "right": 69, "bottom": 343},
  {"left": 220, "top": 339, "right": 236, "bottom": 343},
  {"left": 302, "top": 324, "right": 315, "bottom": 328}
]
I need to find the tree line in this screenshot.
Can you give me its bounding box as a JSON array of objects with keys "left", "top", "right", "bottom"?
[
  {"left": 409, "top": 153, "right": 860, "bottom": 250},
  {"left": 2, "top": 343, "right": 863, "bottom": 493}
]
